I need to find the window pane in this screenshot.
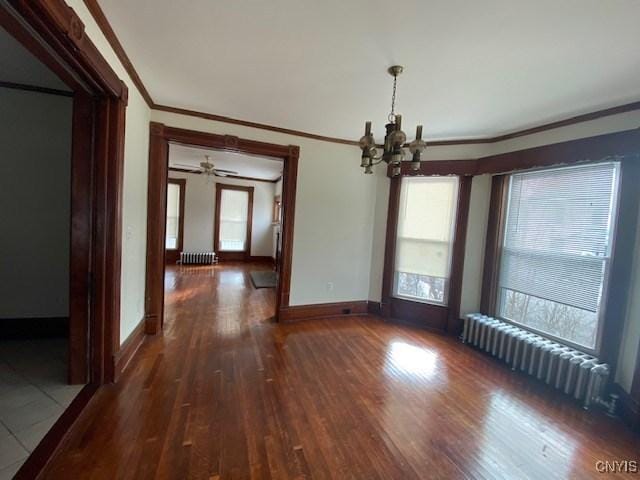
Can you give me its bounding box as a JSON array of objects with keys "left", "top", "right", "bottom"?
[
  {"left": 219, "top": 189, "right": 249, "bottom": 251},
  {"left": 393, "top": 176, "right": 459, "bottom": 304},
  {"left": 497, "top": 162, "right": 619, "bottom": 349},
  {"left": 165, "top": 183, "right": 180, "bottom": 249}
]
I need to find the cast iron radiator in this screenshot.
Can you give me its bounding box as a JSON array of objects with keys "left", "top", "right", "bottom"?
[
  {"left": 178, "top": 252, "right": 217, "bottom": 265},
  {"left": 462, "top": 313, "right": 611, "bottom": 410}
]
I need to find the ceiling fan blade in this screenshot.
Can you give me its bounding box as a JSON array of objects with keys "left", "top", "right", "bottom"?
[
  {"left": 172, "top": 163, "right": 202, "bottom": 171},
  {"left": 214, "top": 168, "right": 238, "bottom": 175}
]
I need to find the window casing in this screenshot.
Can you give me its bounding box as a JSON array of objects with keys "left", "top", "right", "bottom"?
[
  {"left": 495, "top": 162, "right": 621, "bottom": 352},
  {"left": 393, "top": 176, "right": 460, "bottom": 305}
]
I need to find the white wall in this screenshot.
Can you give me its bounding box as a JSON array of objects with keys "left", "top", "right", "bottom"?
[
  {"left": 459, "top": 175, "right": 491, "bottom": 316},
  {"left": 69, "top": 0, "right": 151, "bottom": 343},
  {"left": 0, "top": 88, "right": 72, "bottom": 318},
  {"left": 168, "top": 171, "right": 276, "bottom": 256}
]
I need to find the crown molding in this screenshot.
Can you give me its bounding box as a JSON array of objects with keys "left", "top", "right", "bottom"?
[
  {"left": 82, "top": 0, "right": 153, "bottom": 107},
  {"left": 82, "top": 1, "right": 640, "bottom": 147}
]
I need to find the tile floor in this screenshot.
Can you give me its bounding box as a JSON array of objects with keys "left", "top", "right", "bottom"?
[{"left": 0, "top": 339, "right": 83, "bottom": 479}]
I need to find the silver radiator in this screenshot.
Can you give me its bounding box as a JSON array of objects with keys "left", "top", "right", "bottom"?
[
  {"left": 462, "top": 313, "right": 610, "bottom": 409},
  {"left": 178, "top": 252, "right": 217, "bottom": 265}
]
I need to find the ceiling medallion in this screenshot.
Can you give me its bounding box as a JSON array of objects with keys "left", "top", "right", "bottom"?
[{"left": 359, "top": 65, "right": 427, "bottom": 176}]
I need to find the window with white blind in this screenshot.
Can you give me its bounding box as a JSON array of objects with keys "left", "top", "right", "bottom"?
[
  {"left": 497, "top": 162, "right": 620, "bottom": 350},
  {"left": 218, "top": 188, "right": 250, "bottom": 252},
  {"left": 393, "top": 176, "right": 459, "bottom": 304},
  {"left": 165, "top": 182, "right": 181, "bottom": 249}
]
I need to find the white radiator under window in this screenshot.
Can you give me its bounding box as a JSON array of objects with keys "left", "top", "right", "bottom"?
[
  {"left": 462, "top": 313, "right": 610, "bottom": 409},
  {"left": 178, "top": 252, "right": 217, "bottom": 265}
]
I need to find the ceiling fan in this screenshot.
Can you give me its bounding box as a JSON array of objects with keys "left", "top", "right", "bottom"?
[{"left": 172, "top": 155, "right": 238, "bottom": 177}]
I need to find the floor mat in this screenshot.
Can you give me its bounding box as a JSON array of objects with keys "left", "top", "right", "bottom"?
[{"left": 250, "top": 270, "right": 277, "bottom": 288}]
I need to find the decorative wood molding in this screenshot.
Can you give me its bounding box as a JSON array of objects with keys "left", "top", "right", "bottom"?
[
  {"left": 0, "top": 80, "right": 73, "bottom": 97},
  {"left": 0, "top": 5, "right": 83, "bottom": 89},
  {"left": 3, "top": 0, "right": 129, "bottom": 476},
  {"left": 154, "top": 104, "right": 361, "bottom": 146},
  {"left": 155, "top": 103, "right": 640, "bottom": 149},
  {"left": 479, "top": 175, "right": 507, "bottom": 314},
  {"left": 81, "top": 0, "right": 153, "bottom": 106},
  {"left": 279, "top": 301, "right": 370, "bottom": 322},
  {"left": 113, "top": 316, "right": 146, "bottom": 382},
  {"left": 8, "top": 0, "right": 126, "bottom": 99},
  {"left": 447, "top": 176, "right": 472, "bottom": 334},
  {"left": 145, "top": 123, "right": 170, "bottom": 334},
  {"left": 476, "top": 128, "right": 640, "bottom": 175},
  {"left": 214, "top": 183, "right": 254, "bottom": 261},
  {"left": 14, "top": 383, "right": 99, "bottom": 480},
  {"left": 599, "top": 159, "right": 640, "bottom": 369},
  {"left": 146, "top": 123, "right": 299, "bottom": 329},
  {"left": 389, "top": 159, "right": 478, "bottom": 177},
  {"left": 76, "top": 0, "right": 640, "bottom": 148}
]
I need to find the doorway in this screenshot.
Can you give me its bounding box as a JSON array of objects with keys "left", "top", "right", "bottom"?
[
  {"left": 1, "top": 1, "right": 126, "bottom": 476},
  {"left": 145, "top": 124, "right": 299, "bottom": 333}
]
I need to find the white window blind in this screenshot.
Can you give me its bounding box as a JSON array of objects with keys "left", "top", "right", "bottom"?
[
  {"left": 394, "top": 176, "right": 459, "bottom": 304},
  {"left": 165, "top": 183, "right": 180, "bottom": 249},
  {"left": 497, "top": 162, "right": 620, "bottom": 350},
  {"left": 219, "top": 189, "right": 249, "bottom": 252}
]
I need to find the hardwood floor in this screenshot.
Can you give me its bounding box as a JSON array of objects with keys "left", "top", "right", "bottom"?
[{"left": 41, "top": 263, "right": 639, "bottom": 479}]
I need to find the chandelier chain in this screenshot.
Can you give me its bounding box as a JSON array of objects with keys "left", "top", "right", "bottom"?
[{"left": 389, "top": 73, "right": 398, "bottom": 123}]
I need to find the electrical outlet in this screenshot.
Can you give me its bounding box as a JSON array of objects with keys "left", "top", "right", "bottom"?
[{"left": 326, "top": 282, "right": 334, "bottom": 292}]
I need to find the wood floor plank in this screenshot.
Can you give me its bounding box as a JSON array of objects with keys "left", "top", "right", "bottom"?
[{"left": 39, "top": 263, "right": 639, "bottom": 479}]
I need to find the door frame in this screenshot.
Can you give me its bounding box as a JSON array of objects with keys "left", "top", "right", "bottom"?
[
  {"left": 2, "top": 0, "right": 126, "bottom": 476},
  {"left": 144, "top": 124, "right": 299, "bottom": 333},
  {"left": 214, "top": 183, "right": 254, "bottom": 261}
]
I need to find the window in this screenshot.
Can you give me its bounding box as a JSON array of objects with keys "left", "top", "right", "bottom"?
[
  {"left": 496, "top": 162, "right": 620, "bottom": 350},
  {"left": 165, "top": 179, "right": 185, "bottom": 250},
  {"left": 393, "top": 176, "right": 459, "bottom": 304},
  {"left": 272, "top": 194, "right": 282, "bottom": 224},
  {"left": 217, "top": 185, "right": 252, "bottom": 252}
]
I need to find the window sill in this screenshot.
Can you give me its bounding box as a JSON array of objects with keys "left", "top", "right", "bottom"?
[{"left": 392, "top": 294, "right": 447, "bottom": 309}]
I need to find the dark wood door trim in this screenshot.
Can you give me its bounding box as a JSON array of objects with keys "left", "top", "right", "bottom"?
[
  {"left": 214, "top": 183, "right": 254, "bottom": 261},
  {"left": 447, "top": 176, "right": 472, "bottom": 334},
  {"left": 145, "top": 124, "right": 299, "bottom": 331},
  {"left": 479, "top": 175, "right": 508, "bottom": 315},
  {"left": 3, "top": 0, "right": 128, "bottom": 477}
]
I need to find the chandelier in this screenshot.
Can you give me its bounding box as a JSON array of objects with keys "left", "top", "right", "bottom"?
[{"left": 358, "top": 65, "right": 427, "bottom": 176}]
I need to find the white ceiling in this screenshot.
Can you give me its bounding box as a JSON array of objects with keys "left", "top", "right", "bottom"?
[
  {"left": 169, "top": 144, "right": 283, "bottom": 180},
  {"left": 99, "top": 0, "right": 640, "bottom": 141},
  {"left": 0, "top": 28, "right": 70, "bottom": 90}
]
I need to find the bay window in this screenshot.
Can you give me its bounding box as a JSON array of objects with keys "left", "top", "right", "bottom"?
[
  {"left": 496, "top": 162, "right": 620, "bottom": 351},
  {"left": 393, "top": 176, "right": 460, "bottom": 305}
]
